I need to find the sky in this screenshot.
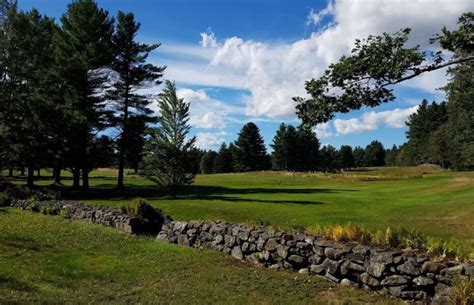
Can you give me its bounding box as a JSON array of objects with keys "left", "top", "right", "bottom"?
[{"left": 19, "top": 0, "right": 474, "bottom": 151}]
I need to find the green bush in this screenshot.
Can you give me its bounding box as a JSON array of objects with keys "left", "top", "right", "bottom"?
[
  {"left": 120, "top": 198, "right": 162, "bottom": 219},
  {"left": 4, "top": 185, "right": 60, "bottom": 203}
]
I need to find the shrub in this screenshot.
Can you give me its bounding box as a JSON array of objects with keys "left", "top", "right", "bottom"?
[
  {"left": 0, "top": 193, "right": 7, "bottom": 207},
  {"left": 120, "top": 198, "right": 165, "bottom": 220},
  {"left": 4, "top": 185, "right": 60, "bottom": 203},
  {"left": 451, "top": 275, "right": 474, "bottom": 305},
  {"left": 40, "top": 204, "right": 60, "bottom": 215}
]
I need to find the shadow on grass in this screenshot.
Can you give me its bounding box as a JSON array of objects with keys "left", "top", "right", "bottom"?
[
  {"left": 62, "top": 185, "right": 356, "bottom": 205},
  {"left": 0, "top": 276, "right": 35, "bottom": 292}
]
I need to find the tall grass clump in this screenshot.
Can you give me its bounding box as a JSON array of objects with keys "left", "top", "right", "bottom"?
[{"left": 120, "top": 198, "right": 160, "bottom": 218}]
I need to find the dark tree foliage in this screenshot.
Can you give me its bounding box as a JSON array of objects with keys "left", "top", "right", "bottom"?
[
  {"left": 124, "top": 116, "right": 147, "bottom": 174},
  {"left": 445, "top": 59, "right": 474, "bottom": 170},
  {"left": 319, "top": 145, "right": 340, "bottom": 172},
  {"left": 108, "top": 11, "right": 165, "bottom": 189},
  {"left": 294, "top": 13, "right": 474, "bottom": 126},
  {"left": 385, "top": 145, "right": 400, "bottom": 167},
  {"left": 403, "top": 100, "right": 448, "bottom": 165},
  {"left": 339, "top": 145, "right": 354, "bottom": 170},
  {"left": 55, "top": 0, "right": 115, "bottom": 189},
  {"left": 353, "top": 146, "right": 366, "bottom": 168},
  {"left": 429, "top": 124, "right": 450, "bottom": 169},
  {"left": 214, "top": 143, "right": 234, "bottom": 173},
  {"left": 200, "top": 151, "right": 217, "bottom": 174},
  {"left": 364, "top": 141, "right": 385, "bottom": 167},
  {"left": 142, "top": 81, "right": 196, "bottom": 198},
  {"left": 234, "top": 122, "right": 270, "bottom": 172},
  {"left": 90, "top": 135, "right": 116, "bottom": 168},
  {"left": 295, "top": 126, "right": 320, "bottom": 172}
]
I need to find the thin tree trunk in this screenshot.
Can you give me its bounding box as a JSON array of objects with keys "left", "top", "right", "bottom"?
[
  {"left": 117, "top": 91, "right": 129, "bottom": 190},
  {"left": 134, "top": 167, "right": 138, "bottom": 174},
  {"left": 20, "top": 168, "right": 25, "bottom": 176},
  {"left": 53, "top": 165, "right": 62, "bottom": 185},
  {"left": 8, "top": 168, "right": 13, "bottom": 177},
  {"left": 37, "top": 169, "right": 40, "bottom": 177},
  {"left": 82, "top": 167, "right": 89, "bottom": 190},
  {"left": 72, "top": 168, "right": 80, "bottom": 189},
  {"left": 27, "top": 166, "right": 35, "bottom": 188}
]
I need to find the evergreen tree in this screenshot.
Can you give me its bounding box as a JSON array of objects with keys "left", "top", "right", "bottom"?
[
  {"left": 364, "top": 140, "right": 385, "bottom": 167},
  {"left": 353, "top": 146, "right": 366, "bottom": 168},
  {"left": 446, "top": 59, "right": 474, "bottom": 170},
  {"left": 54, "top": 0, "right": 115, "bottom": 189},
  {"left": 429, "top": 124, "right": 450, "bottom": 168},
  {"left": 200, "top": 151, "right": 217, "bottom": 174},
  {"left": 124, "top": 116, "right": 147, "bottom": 174},
  {"left": 271, "top": 123, "right": 288, "bottom": 171},
  {"left": 214, "top": 143, "right": 234, "bottom": 173},
  {"left": 296, "top": 126, "right": 320, "bottom": 172},
  {"left": 339, "top": 145, "right": 354, "bottom": 169},
  {"left": 108, "top": 11, "right": 165, "bottom": 189},
  {"left": 319, "top": 145, "right": 340, "bottom": 172},
  {"left": 234, "top": 122, "right": 269, "bottom": 172},
  {"left": 384, "top": 145, "right": 400, "bottom": 166},
  {"left": 142, "top": 81, "right": 196, "bottom": 198}
]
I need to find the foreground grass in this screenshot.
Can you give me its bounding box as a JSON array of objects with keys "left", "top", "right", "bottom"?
[{"left": 0, "top": 208, "right": 400, "bottom": 304}]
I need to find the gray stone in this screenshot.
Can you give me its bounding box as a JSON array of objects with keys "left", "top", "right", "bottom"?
[
  {"left": 324, "top": 247, "right": 345, "bottom": 260},
  {"left": 177, "top": 234, "right": 189, "bottom": 246},
  {"left": 310, "top": 264, "right": 325, "bottom": 274},
  {"left": 381, "top": 275, "right": 409, "bottom": 286},
  {"left": 422, "top": 261, "right": 445, "bottom": 274},
  {"left": 265, "top": 238, "right": 278, "bottom": 251},
  {"left": 386, "top": 285, "right": 408, "bottom": 298},
  {"left": 413, "top": 276, "right": 434, "bottom": 286},
  {"left": 397, "top": 259, "right": 422, "bottom": 276},
  {"left": 296, "top": 242, "right": 311, "bottom": 249},
  {"left": 231, "top": 246, "right": 243, "bottom": 260},
  {"left": 440, "top": 265, "right": 463, "bottom": 277},
  {"left": 360, "top": 272, "right": 380, "bottom": 287},
  {"left": 276, "top": 244, "right": 289, "bottom": 259},
  {"left": 288, "top": 255, "right": 305, "bottom": 266},
  {"left": 322, "top": 258, "right": 340, "bottom": 274},
  {"left": 367, "top": 262, "right": 385, "bottom": 278},
  {"left": 352, "top": 245, "right": 370, "bottom": 255},
  {"left": 156, "top": 233, "right": 169, "bottom": 242},
  {"left": 214, "top": 234, "right": 224, "bottom": 244},
  {"left": 340, "top": 278, "right": 358, "bottom": 288},
  {"left": 431, "top": 294, "right": 452, "bottom": 305},
  {"left": 312, "top": 245, "right": 325, "bottom": 256},
  {"left": 238, "top": 230, "right": 250, "bottom": 241},
  {"left": 298, "top": 268, "right": 309, "bottom": 274},
  {"left": 370, "top": 252, "right": 394, "bottom": 264},
  {"left": 308, "top": 254, "right": 323, "bottom": 265},
  {"left": 400, "top": 290, "right": 427, "bottom": 300},
  {"left": 224, "top": 235, "right": 236, "bottom": 247}
]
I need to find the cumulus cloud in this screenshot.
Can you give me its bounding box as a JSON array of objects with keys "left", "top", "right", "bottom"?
[
  {"left": 313, "top": 122, "right": 333, "bottom": 139},
  {"left": 177, "top": 88, "right": 244, "bottom": 129},
  {"left": 333, "top": 106, "right": 418, "bottom": 135},
  {"left": 195, "top": 131, "right": 227, "bottom": 150}
]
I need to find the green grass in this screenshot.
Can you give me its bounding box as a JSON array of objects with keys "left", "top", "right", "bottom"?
[{"left": 0, "top": 208, "right": 401, "bottom": 304}]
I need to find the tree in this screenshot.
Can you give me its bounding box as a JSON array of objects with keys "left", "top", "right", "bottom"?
[
  {"left": 200, "top": 151, "right": 217, "bottom": 174},
  {"left": 429, "top": 124, "right": 450, "bottom": 168},
  {"left": 295, "top": 126, "right": 320, "bottom": 172},
  {"left": 108, "top": 11, "right": 165, "bottom": 189},
  {"left": 54, "top": 0, "right": 115, "bottom": 189},
  {"left": 365, "top": 141, "right": 385, "bottom": 167},
  {"left": 404, "top": 100, "right": 448, "bottom": 165},
  {"left": 319, "top": 145, "right": 340, "bottom": 172},
  {"left": 234, "top": 122, "right": 269, "bottom": 172},
  {"left": 142, "top": 81, "right": 196, "bottom": 198},
  {"left": 353, "top": 146, "right": 366, "bottom": 168},
  {"left": 271, "top": 123, "right": 298, "bottom": 171},
  {"left": 124, "top": 116, "right": 147, "bottom": 174},
  {"left": 294, "top": 13, "right": 474, "bottom": 126},
  {"left": 445, "top": 58, "right": 474, "bottom": 170},
  {"left": 214, "top": 143, "right": 234, "bottom": 173},
  {"left": 339, "top": 145, "right": 354, "bottom": 169},
  {"left": 385, "top": 145, "right": 400, "bottom": 166}
]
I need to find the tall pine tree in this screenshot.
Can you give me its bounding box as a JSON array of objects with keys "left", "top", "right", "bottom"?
[{"left": 234, "top": 122, "right": 269, "bottom": 171}]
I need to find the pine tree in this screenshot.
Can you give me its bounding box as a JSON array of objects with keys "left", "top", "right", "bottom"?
[
  {"left": 200, "top": 151, "right": 217, "bottom": 174},
  {"left": 108, "top": 11, "right": 165, "bottom": 189},
  {"left": 446, "top": 60, "right": 474, "bottom": 170},
  {"left": 353, "top": 146, "right": 366, "bottom": 168},
  {"left": 295, "top": 126, "right": 319, "bottom": 172},
  {"left": 365, "top": 141, "right": 385, "bottom": 167},
  {"left": 271, "top": 123, "right": 288, "bottom": 171},
  {"left": 214, "top": 143, "right": 234, "bottom": 173},
  {"left": 339, "top": 145, "right": 354, "bottom": 169},
  {"left": 234, "top": 122, "right": 269, "bottom": 172},
  {"left": 54, "top": 0, "right": 115, "bottom": 189},
  {"left": 429, "top": 124, "right": 450, "bottom": 168},
  {"left": 124, "top": 116, "right": 147, "bottom": 174},
  {"left": 142, "top": 81, "right": 196, "bottom": 198},
  {"left": 319, "top": 145, "right": 340, "bottom": 172}
]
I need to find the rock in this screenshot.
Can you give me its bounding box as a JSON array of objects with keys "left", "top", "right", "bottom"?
[
  {"left": 310, "top": 264, "right": 325, "bottom": 274},
  {"left": 265, "top": 238, "right": 278, "bottom": 251},
  {"left": 237, "top": 230, "right": 250, "bottom": 241},
  {"left": 386, "top": 285, "right": 408, "bottom": 298},
  {"left": 246, "top": 252, "right": 263, "bottom": 265},
  {"left": 393, "top": 255, "right": 404, "bottom": 265},
  {"left": 440, "top": 265, "right": 463, "bottom": 277},
  {"left": 397, "top": 259, "right": 422, "bottom": 276},
  {"left": 324, "top": 273, "right": 340, "bottom": 283},
  {"left": 462, "top": 263, "right": 473, "bottom": 276},
  {"left": 231, "top": 246, "right": 243, "bottom": 260},
  {"left": 367, "top": 262, "right": 385, "bottom": 278},
  {"left": 340, "top": 278, "right": 358, "bottom": 288},
  {"left": 431, "top": 293, "right": 452, "bottom": 305},
  {"left": 276, "top": 244, "right": 289, "bottom": 259},
  {"left": 296, "top": 242, "right": 311, "bottom": 249},
  {"left": 298, "top": 268, "right": 309, "bottom": 274},
  {"left": 422, "top": 261, "right": 445, "bottom": 274},
  {"left": 288, "top": 255, "right": 305, "bottom": 266},
  {"left": 371, "top": 252, "right": 394, "bottom": 265},
  {"left": 312, "top": 245, "right": 325, "bottom": 257},
  {"left": 400, "top": 290, "right": 427, "bottom": 300},
  {"left": 177, "top": 234, "right": 189, "bottom": 246},
  {"left": 241, "top": 242, "right": 251, "bottom": 254},
  {"left": 269, "top": 264, "right": 280, "bottom": 270},
  {"left": 224, "top": 235, "right": 236, "bottom": 247},
  {"left": 381, "top": 275, "right": 409, "bottom": 286},
  {"left": 321, "top": 258, "right": 340, "bottom": 275},
  {"left": 214, "top": 234, "right": 224, "bottom": 244},
  {"left": 156, "top": 233, "right": 169, "bottom": 242},
  {"left": 360, "top": 272, "right": 380, "bottom": 287},
  {"left": 352, "top": 245, "right": 370, "bottom": 255},
  {"left": 325, "top": 247, "right": 345, "bottom": 260},
  {"left": 413, "top": 276, "right": 434, "bottom": 286}
]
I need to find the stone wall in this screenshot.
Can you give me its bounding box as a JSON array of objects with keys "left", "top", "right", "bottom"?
[
  {"left": 11, "top": 200, "right": 167, "bottom": 234},
  {"left": 157, "top": 220, "right": 473, "bottom": 304}
]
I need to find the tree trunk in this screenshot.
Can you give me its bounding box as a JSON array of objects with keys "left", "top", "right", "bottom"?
[
  {"left": 37, "top": 169, "right": 40, "bottom": 177},
  {"left": 8, "top": 168, "right": 13, "bottom": 177},
  {"left": 27, "top": 166, "right": 35, "bottom": 188},
  {"left": 72, "top": 168, "right": 80, "bottom": 189},
  {"left": 134, "top": 167, "right": 138, "bottom": 174},
  {"left": 82, "top": 167, "right": 89, "bottom": 190},
  {"left": 53, "top": 166, "right": 62, "bottom": 185},
  {"left": 20, "top": 168, "right": 25, "bottom": 176},
  {"left": 117, "top": 148, "right": 125, "bottom": 189}
]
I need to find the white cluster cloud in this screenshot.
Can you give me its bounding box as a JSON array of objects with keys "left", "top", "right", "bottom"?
[
  {"left": 177, "top": 88, "right": 244, "bottom": 129},
  {"left": 334, "top": 106, "right": 418, "bottom": 135},
  {"left": 157, "top": 0, "right": 473, "bottom": 136},
  {"left": 195, "top": 131, "right": 227, "bottom": 150},
  {"left": 313, "top": 122, "right": 333, "bottom": 139}
]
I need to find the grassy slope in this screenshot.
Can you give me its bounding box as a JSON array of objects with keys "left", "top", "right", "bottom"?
[{"left": 0, "top": 208, "right": 401, "bottom": 304}]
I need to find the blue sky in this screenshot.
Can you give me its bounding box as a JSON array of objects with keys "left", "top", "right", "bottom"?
[{"left": 19, "top": 0, "right": 474, "bottom": 150}]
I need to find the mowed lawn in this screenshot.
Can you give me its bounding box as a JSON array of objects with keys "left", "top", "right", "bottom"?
[
  {"left": 0, "top": 209, "right": 401, "bottom": 304},
  {"left": 8, "top": 166, "right": 474, "bottom": 245}
]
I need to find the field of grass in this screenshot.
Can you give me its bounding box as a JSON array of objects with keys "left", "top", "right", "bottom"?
[
  {"left": 1, "top": 166, "right": 473, "bottom": 303},
  {"left": 0, "top": 208, "right": 401, "bottom": 304}
]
